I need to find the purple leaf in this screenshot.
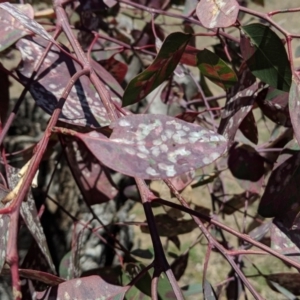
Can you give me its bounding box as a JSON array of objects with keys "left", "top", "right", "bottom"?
[
  {"left": 6, "top": 166, "right": 55, "bottom": 273},
  {"left": 289, "top": 76, "right": 300, "bottom": 146},
  {"left": 19, "top": 269, "right": 64, "bottom": 286},
  {"left": 228, "top": 143, "right": 265, "bottom": 193},
  {"left": 0, "top": 4, "right": 33, "bottom": 52},
  {"left": 63, "top": 138, "right": 118, "bottom": 205},
  {"left": 55, "top": 114, "right": 228, "bottom": 179},
  {"left": 0, "top": 3, "right": 53, "bottom": 41},
  {"left": 36, "top": 275, "right": 126, "bottom": 300},
  {"left": 175, "top": 111, "right": 202, "bottom": 123},
  {"left": 91, "top": 59, "right": 124, "bottom": 98},
  {"left": 239, "top": 110, "right": 258, "bottom": 144},
  {"left": 258, "top": 139, "right": 300, "bottom": 227},
  {"left": 218, "top": 66, "right": 263, "bottom": 141},
  {"left": 168, "top": 170, "right": 195, "bottom": 192},
  {"left": 196, "top": 0, "right": 239, "bottom": 29},
  {"left": 98, "top": 56, "right": 128, "bottom": 85},
  {"left": 257, "top": 86, "right": 291, "bottom": 127},
  {"left": 16, "top": 36, "right": 111, "bottom": 127}
]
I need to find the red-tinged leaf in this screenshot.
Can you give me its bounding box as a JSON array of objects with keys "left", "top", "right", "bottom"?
[
  {"left": 289, "top": 76, "right": 300, "bottom": 146},
  {"left": 91, "top": 59, "right": 124, "bottom": 99},
  {"left": 16, "top": 36, "right": 111, "bottom": 127},
  {"left": 54, "top": 114, "right": 228, "bottom": 179},
  {"left": 196, "top": 0, "right": 239, "bottom": 29},
  {"left": 0, "top": 2, "right": 53, "bottom": 42},
  {"left": 63, "top": 138, "right": 118, "bottom": 206},
  {"left": 218, "top": 66, "right": 263, "bottom": 141},
  {"left": 141, "top": 214, "right": 197, "bottom": 237},
  {"left": 36, "top": 275, "right": 127, "bottom": 300},
  {"left": 180, "top": 45, "right": 202, "bottom": 66},
  {"left": 98, "top": 56, "right": 128, "bottom": 85},
  {"left": 6, "top": 166, "right": 56, "bottom": 273},
  {"left": 168, "top": 170, "right": 195, "bottom": 192},
  {"left": 228, "top": 143, "right": 265, "bottom": 193},
  {"left": 197, "top": 49, "right": 237, "bottom": 89},
  {"left": 175, "top": 111, "right": 201, "bottom": 123},
  {"left": 239, "top": 110, "right": 258, "bottom": 144},
  {"left": 0, "top": 4, "right": 33, "bottom": 52},
  {"left": 258, "top": 139, "right": 300, "bottom": 226},
  {"left": 222, "top": 192, "right": 259, "bottom": 214},
  {"left": 122, "top": 32, "right": 191, "bottom": 107},
  {"left": 240, "top": 32, "right": 256, "bottom": 64},
  {"left": 270, "top": 220, "right": 300, "bottom": 264},
  {"left": 171, "top": 252, "right": 189, "bottom": 280},
  {"left": 257, "top": 86, "right": 291, "bottom": 127},
  {"left": 19, "top": 269, "right": 65, "bottom": 286}
]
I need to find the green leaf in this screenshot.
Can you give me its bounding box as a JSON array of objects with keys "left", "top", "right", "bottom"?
[
  {"left": 196, "top": 49, "right": 237, "bottom": 90},
  {"left": 122, "top": 32, "right": 191, "bottom": 107},
  {"left": 181, "top": 283, "right": 203, "bottom": 297},
  {"left": 241, "top": 23, "right": 292, "bottom": 92}
]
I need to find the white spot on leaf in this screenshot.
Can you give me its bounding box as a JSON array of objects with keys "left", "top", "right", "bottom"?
[{"left": 119, "top": 119, "right": 131, "bottom": 127}]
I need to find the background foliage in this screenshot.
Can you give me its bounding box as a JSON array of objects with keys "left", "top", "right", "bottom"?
[{"left": 0, "top": 0, "right": 300, "bottom": 299}]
